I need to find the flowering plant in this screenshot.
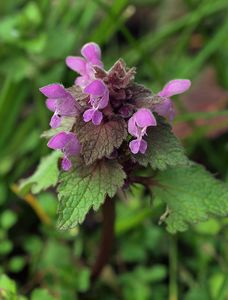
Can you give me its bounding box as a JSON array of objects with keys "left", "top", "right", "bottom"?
[{"left": 20, "top": 42, "right": 228, "bottom": 236}]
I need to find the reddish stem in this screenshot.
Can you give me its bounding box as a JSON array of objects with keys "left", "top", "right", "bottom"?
[{"left": 91, "top": 196, "right": 115, "bottom": 281}]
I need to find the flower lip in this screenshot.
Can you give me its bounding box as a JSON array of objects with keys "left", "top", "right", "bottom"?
[
  {"left": 128, "top": 108, "right": 157, "bottom": 137},
  {"left": 83, "top": 107, "right": 103, "bottom": 125},
  {"left": 62, "top": 157, "right": 72, "bottom": 171},
  {"left": 129, "top": 139, "right": 147, "bottom": 154}
]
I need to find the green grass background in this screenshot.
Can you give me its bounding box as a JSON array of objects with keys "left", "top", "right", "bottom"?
[{"left": 0, "top": 0, "right": 228, "bottom": 299}]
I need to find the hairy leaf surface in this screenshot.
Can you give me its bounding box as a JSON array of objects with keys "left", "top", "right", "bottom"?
[
  {"left": 19, "top": 151, "right": 61, "bottom": 194},
  {"left": 135, "top": 117, "right": 188, "bottom": 170},
  {"left": 75, "top": 118, "right": 127, "bottom": 165},
  {"left": 154, "top": 163, "right": 228, "bottom": 233},
  {"left": 57, "top": 159, "right": 126, "bottom": 229}
]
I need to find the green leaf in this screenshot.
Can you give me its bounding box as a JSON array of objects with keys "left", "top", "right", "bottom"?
[
  {"left": 0, "top": 210, "right": 17, "bottom": 230},
  {"left": 19, "top": 151, "right": 61, "bottom": 194},
  {"left": 75, "top": 117, "right": 127, "bottom": 165},
  {"left": 57, "top": 159, "right": 126, "bottom": 229},
  {"left": 31, "top": 289, "right": 55, "bottom": 300},
  {"left": 154, "top": 163, "right": 228, "bottom": 233},
  {"left": 0, "top": 240, "right": 13, "bottom": 255},
  {"left": 9, "top": 256, "right": 26, "bottom": 273},
  {"left": 0, "top": 274, "right": 17, "bottom": 300},
  {"left": 135, "top": 117, "right": 189, "bottom": 170}
]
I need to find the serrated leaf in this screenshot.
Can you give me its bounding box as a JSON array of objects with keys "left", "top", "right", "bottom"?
[
  {"left": 57, "top": 159, "right": 126, "bottom": 229},
  {"left": 135, "top": 117, "right": 189, "bottom": 170},
  {"left": 19, "top": 151, "right": 61, "bottom": 194},
  {"left": 154, "top": 163, "right": 228, "bottom": 233},
  {"left": 75, "top": 118, "right": 127, "bottom": 165}
]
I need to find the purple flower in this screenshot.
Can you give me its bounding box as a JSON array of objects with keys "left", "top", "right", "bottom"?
[
  {"left": 47, "top": 132, "right": 81, "bottom": 171},
  {"left": 66, "top": 42, "right": 103, "bottom": 88},
  {"left": 154, "top": 79, "right": 191, "bottom": 122},
  {"left": 128, "top": 108, "right": 157, "bottom": 154},
  {"left": 83, "top": 79, "right": 109, "bottom": 125},
  {"left": 40, "top": 83, "right": 79, "bottom": 128}
]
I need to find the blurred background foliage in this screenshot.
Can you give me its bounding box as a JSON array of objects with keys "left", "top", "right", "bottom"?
[{"left": 0, "top": 0, "right": 228, "bottom": 299}]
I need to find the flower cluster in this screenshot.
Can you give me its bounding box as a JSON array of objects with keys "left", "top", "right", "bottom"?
[{"left": 40, "top": 42, "right": 191, "bottom": 170}]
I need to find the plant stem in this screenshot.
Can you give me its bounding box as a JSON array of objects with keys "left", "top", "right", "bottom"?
[
  {"left": 169, "top": 235, "right": 178, "bottom": 300},
  {"left": 91, "top": 196, "right": 115, "bottom": 281},
  {"left": 11, "top": 184, "right": 52, "bottom": 226}
]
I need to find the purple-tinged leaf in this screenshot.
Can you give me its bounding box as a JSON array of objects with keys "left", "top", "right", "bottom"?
[{"left": 75, "top": 117, "right": 127, "bottom": 165}]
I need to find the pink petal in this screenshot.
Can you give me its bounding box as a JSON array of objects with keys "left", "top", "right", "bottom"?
[
  {"left": 55, "top": 96, "right": 79, "bottom": 116},
  {"left": 46, "top": 99, "right": 56, "bottom": 112},
  {"left": 128, "top": 116, "right": 139, "bottom": 137},
  {"left": 129, "top": 139, "right": 141, "bottom": 154},
  {"left": 158, "top": 79, "right": 191, "bottom": 98},
  {"left": 139, "top": 139, "right": 147, "bottom": 154},
  {"left": 62, "top": 157, "right": 72, "bottom": 171},
  {"left": 91, "top": 59, "right": 103, "bottom": 68},
  {"left": 47, "top": 132, "right": 71, "bottom": 149},
  {"left": 97, "top": 90, "right": 109, "bottom": 109},
  {"left": 75, "top": 75, "right": 90, "bottom": 88},
  {"left": 65, "top": 56, "right": 87, "bottom": 75},
  {"left": 154, "top": 98, "right": 172, "bottom": 117},
  {"left": 39, "top": 83, "right": 67, "bottom": 98},
  {"left": 84, "top": 79, "right": 107, "bottom": 96},
  {"left": 134, "top": 108, "right": 157, "bottom": 128},
  {"left": 92, "top": 110, "right": 103, "bottom": 125},
  {"left": 154, "top": 99, "right": 175, "bottom": 122},
  {"left": 81, "top": 42, "right": 102, "bottom": 64},
  {"left": 50, "top": 114, "right": 61, "bottom": 128},
  {"left": 83, "top": 108, "right": 95, "bottom": 122},
  {"left": 65, "top": 133, "right": 81, "bottom": 156}
]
